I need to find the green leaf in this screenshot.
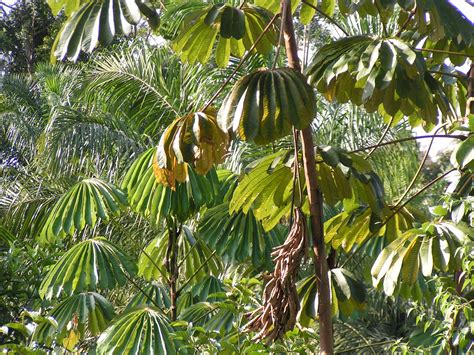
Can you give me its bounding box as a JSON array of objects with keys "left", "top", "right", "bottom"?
[
  {"left": 138, "top": 227, "right": 221, "bottom": 284},
  {"left": 453, "top": 136, "right": 474, "bottom": 169},
  {"left": 401, "top": 237, "right": 421, "bottom": 285},
  {"left": 0, "top": 226, "right": 15, "bottom": 246},
  {"left": 306, "top": 36, "right": 455, "bottom": 127},
  {"left": 51, "top": 0, "right": 151, "bottom": 61},
  {"left": 122, "top": 148, "right": 218, "bottom": 224},
  {"left": 126, "top": 283, "right": 171, "bottom": 310},
  {"left": 47, "top": 0, "right": 83, "bottom": 16},
  {"left": 219, "top": 68, "right": 315, "bottom": 145},
  {"left": 39, "top": 179, "right": 127, "bottom": 244},
  {"left": 297, "top": 268, "right": 365, "bottom": 324},
  {"left": 199, "top": 202, "right": 285, "bottom": 266},
  {"left": 172, "top": 3, "right": 277, "bottom": 66},
  {"left": 39, "top": 237, "right": 137, "bottom": 300},
  {"left": 320, "top": 0, "right": 335, "bottom": 17},
  {"left": 33, "top": 292, "right": 115, "bottom": 347},
  {"left": 97, "top": 307, "right": 177, "bottom": 354},
  {"left": 300, "top": 0, "right": 316, "bottom": 25}
]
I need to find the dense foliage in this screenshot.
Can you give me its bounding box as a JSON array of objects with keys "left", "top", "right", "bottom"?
[{"left": 0, "top": 0, "right": 473, "bottom": 353}]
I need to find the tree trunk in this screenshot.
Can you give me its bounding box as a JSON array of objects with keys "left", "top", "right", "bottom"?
[{"left": 280, "top": 1, "right": 334, "bottom": 353}]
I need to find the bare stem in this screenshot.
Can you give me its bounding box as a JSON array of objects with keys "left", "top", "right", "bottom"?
[
  {"left": 364, "top": 117, "right": 393, "bottom": 159},
  {"left": 349, "top": 134, "right": 468, "bottom": 154},
  {"left": 428, "top": 70, "right": 466, "bottom": 80},
  {"left": 415, "top": 48, "right": 474, "bottom": 58},
  {"left": 394, "top": 124, "right": 448, "bottom": 206}
]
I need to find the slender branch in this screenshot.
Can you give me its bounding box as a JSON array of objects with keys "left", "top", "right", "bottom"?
[
  {"left": 428, "top": 70, "right": 466, "bottom": 80},
  {"left": 176, "top": 250, "right": 217, "bottom": 294},
  {"left": 272, "top": 6, "right": 285, "bottom": 70},
  {"left": 394, "top": 124, "right": 447, "bottom": 206},
  {"left": 415, "top": 48, "right": 474, "bottom": 58},
  {"left": 387, "top": 168, "right": 456, "bottom": 223},
  {"left": 364, "top": 117, "right": 393, "bottom": 159},
  {"left": 123, "top": 272, "right": 164, "bottom": 311},
  {"left": 301, "top": 0, "right": 349, "bottom": 36},
  {"left": 349, "top": 134, "right": 468, "bottom": 154},
  {"left": 201, "top": 13, "right": 281, "bottom": 112},
  {"left": 142, "top": 249, "right": 170, "bottom": 284},
  {"left": 395, "top": 7, "right": 416, "bottom": 37},
  {"left": 0, "top": 1, "right": 15, "bottom": 10}
]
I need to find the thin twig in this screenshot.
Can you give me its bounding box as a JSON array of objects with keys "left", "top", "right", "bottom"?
[
  {"left": 142, "top": 249, "right": 170, "bottom": 284},
  {"left": 394, "top": 124, "right": 447, "bottom": 206},
  {"left": 176, "top": 250, "right": 217, "bottom": 294},
  {"left": 428, "top": 70, "right": 466, "bottom": 80},
  {"left": 415, "top": 48, "right": 474, "bottom": 58},
  {"left": 201, "top": 13, "right": 281, "bottom": 112},
  {"left": 349, "top": 134, "right": 468, "bottom": 154},
  {"left": 395, "top": 7, "right": 416, "bottom": 37},
  {"left": 302, "top": 24, "right": 310, "bottom": 70},
  {"left": 123, "top": 272, "right": 164, "bottom": 311},
  {"left": 387, "top": 168, "right": 456, "bottom": 225},
  {"left": 0, "top": 1, "right": 15, "bottom": 10},
  {"left": 272, "top": 9, "right": 285, "bottom": 70},
  {"left": 301, "top": 0, "right": 349, "bottom": 36},
  {"left": 364, "top": 117, "right": 394, "bottom": 159}
]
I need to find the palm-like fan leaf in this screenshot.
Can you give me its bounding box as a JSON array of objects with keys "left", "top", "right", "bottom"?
[
  {"left": 325, "top": 205, "right": 415, "bottom": 253},
  {"left": 39, "top": 178, "right": 128, "bottom": 244},
  {"left": 172, "top": 3, "right": 278, "bottom": 67},
  {"left": 371, "top": 221, "right": 470, "bottom": 296},
  {"left": 298, "top": 268, "right": 366, "bottom": 325},
  {"left": 51, "top": 0, "right": 159, "bottom": 61},
  {"left": 96, "top": 307, "right": 177, "bottom": 354},
  {"left": 199, "top": 202, "right": 286, "bottom": 266},
  {"left": 33, "top": 292, "right": 115, "bottom": 348},
  {"left": 122, "top": 147, "right": 218, "bottom": 223},
  {"left": 218, "top": 68, "right": 316, "bottom": 145},
  {"left": 306, "top": 35, "right": 455, "bottom": 128},
  {"left": 39, "top": 237, "right": 137, "bottom": 300},
  {"left": 126, "top": 283, "right": 171, "bottom": 310},
  {"left": 230, "top": 149, "right": 386, "bottom": 231}
]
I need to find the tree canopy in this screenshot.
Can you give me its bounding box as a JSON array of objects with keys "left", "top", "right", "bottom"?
[{"left": 0, "top": 0, "right": 473, "bottom": 354}]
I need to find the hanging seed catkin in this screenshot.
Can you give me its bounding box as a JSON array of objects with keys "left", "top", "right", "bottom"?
[{"left": 245, "top": 207, "right": 307, "bottom": 343}]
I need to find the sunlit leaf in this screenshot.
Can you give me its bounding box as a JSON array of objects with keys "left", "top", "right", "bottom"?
[{"left": 39, "top": 237, "right": 137, "bottom": 300}]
